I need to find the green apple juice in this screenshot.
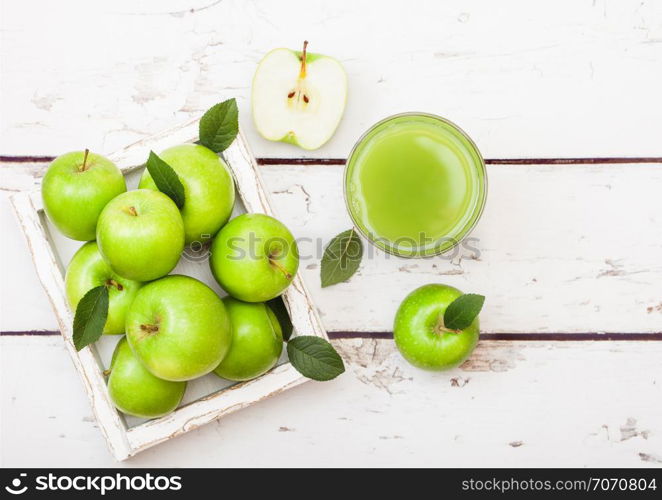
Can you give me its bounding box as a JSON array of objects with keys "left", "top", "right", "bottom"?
[{"left": 344, "top": 113, "right": 487, "bottom": 257}]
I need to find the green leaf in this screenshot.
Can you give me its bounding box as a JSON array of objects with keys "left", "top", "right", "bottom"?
[
  {"left": 443, "top": 293, "right": 485, "bottom": 331},
  {"left": 198, "top": 98, "right": 239, "bottom": 153},
  {"left": 267, "top": 297, "right": 294, "bottom": 342},
  {"left": 320, "top": 228, "right": 363, "bottom": 288},
  {"left": 287, "top": 336, "right": 345, "bottom": 381},
  {"left": 72, "top": 286, "right": 109, "bottom": 351},
  {"left": 145, "top": 151, "right": 185, "bottom": 209}
]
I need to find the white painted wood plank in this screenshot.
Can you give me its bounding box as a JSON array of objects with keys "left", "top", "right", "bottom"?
[
  {"left": 2, "top": 336, "right": 660, "bottom": 467},
  {"left": 262, "top": 163, "right": 662, "bottom": 334},
  {"left": 0, "top": 191, "right": 55, "bottom": 330},
  {"left": 1, "top": 0, "right": 661, "bottom": 158},
  {"left": 4, "top": 163, "right": 662, "bottom": 334}
]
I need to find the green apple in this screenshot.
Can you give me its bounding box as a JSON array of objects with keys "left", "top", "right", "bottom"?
[
  {"left": 108, "top": 337, "right": 186, "bottom": 419},
  {"left": 393, "top": 284, "right": 480, "bottom": 371},
  {"left": 252, "top": 41, "right": 347, "bottom": 150},
  {"left": 126, "top": 275, "right": 231, "bottom": 381},
  {"left": 41, "top": 150, "right": 126, "bottom": 241},
  {"left": 214, "top": 298, "right": 283, "bottom": 381},
  {"left": 96, "top": 189, "right": 184, "bottom": 282},
  {"left": 209, "top": 213, "right": 299, "bottom": 302},
  {"left": 65, "top": 241, "right": 142, "bottom": 335},
  {"left": 138, "top": 144, "right": 235, "bottom": 244}
]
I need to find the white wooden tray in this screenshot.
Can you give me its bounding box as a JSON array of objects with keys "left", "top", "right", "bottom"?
[{"left": 9, "top": 120, "right": 327, "bottom": 461}]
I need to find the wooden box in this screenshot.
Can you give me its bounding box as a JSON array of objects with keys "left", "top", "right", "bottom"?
[{"left": 10, "top": 120, "right": 327, "bottom": 461}]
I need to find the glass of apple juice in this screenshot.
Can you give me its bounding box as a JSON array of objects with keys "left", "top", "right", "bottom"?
[{"left": 344, "top": 113, "right": 487, "bottom": 258}]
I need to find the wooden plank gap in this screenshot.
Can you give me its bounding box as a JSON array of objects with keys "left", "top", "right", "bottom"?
[
  {"left": 258, "top": 157, "right": 662, "bottom": 166},
  {"left": 5, "top": 330, "right": 662, "bottom": 341},
  {"left": 3, "top": 156, "right": 662, "bottom": 166},
  {"left": 0, "top": 330, "right": 60, "bottom": 336},
  {"left": 328, "top": 331, "right": 662, "bottom": 341}
]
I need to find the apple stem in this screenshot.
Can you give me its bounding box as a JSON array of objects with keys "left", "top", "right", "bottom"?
[
  {"left": 79, "top": 149, "right": 90, "bottom": 172},
  {"left": 126, "top": 206, "right": 138, "bottom": 217},
  {"left": 140, "top": 324, "right": 159, "bottom": 334},
  {"left": 105, "top": 279, "right": 124, "bottom": 291},
  {"left": 269, "top": 257, "right": 292, "bottom": 280},
  {"left": 102, "top": 369, "right": 111, "bottom": 377},
  {"left": 299, "top": 40, "right": 309, "bottom": 79},
  {"left": 433, "top": 314, "right": 458, "bottom": 335}
]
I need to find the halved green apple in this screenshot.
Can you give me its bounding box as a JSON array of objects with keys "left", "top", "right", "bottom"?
[{"left": 251, "top": 41, "right": 347, "bottom": 150}]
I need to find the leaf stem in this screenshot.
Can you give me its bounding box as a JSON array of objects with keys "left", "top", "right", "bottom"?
[{"left": 343, "top": 228, "right": 355, "bottom": 255}]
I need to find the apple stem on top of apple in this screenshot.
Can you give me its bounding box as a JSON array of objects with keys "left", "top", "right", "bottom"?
[
  {"left": 287, "top": 40, "right": 311, "bottom": 109},
  {"left": 124, "top": 206, "right": 138, "bottom": 217},
  {"left": 78, "top": 148, "right": 90, "bottom": 172},
  {"left": 269, "top": 255, "right": 293, "bottom": 280},
  {"left": 104, "top": 279, "right": 124, "bottom": 291},
  {"left": 433, "top": 315, "right": 458, "bottom": 335},
  {"left": 266, "top": 240, "right": 294, "bottom": 280},
  {"left": 140, "top": 323, "right": 160, "bottom": 335},
  {"left": 299, "top": 40, "right": 308, "bottom": 79}
]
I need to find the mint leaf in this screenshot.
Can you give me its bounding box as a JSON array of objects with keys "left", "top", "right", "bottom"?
[
  {"left": 267, "top": 297, "right": 293, "bottom": 342},
  {"left": 73, "top": 286, "right": 109, "bottom": 351},
  {"left": 287, "top": 336, "right": 345, "bottom": 381},
  {"left": 145, "top": 151, "right": 185, "bottom": 208},
  {"left": 443, "top": 293, "right": 485, "bottom": 331},
  {"left": 320, "top": 229, "right": 363, "bottom": 287},
  {"left": 199, "top": 98, "right": 239, "bottom": 153}
]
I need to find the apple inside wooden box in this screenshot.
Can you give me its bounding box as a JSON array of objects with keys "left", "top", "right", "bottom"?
[{"left": 10, "top": 121, "right": 327, "bottom": 461}]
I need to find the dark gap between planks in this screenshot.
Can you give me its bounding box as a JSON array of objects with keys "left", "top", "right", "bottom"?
[
  {"left": 328, "top": 332, "right": 662, "bottom": 341},
  {"left": 3, "top": 330, "right": 662, "bottom": 341},
  {"left": 2, "top": 156, "right": 662, "bottom": 166},
  {"left": 259, "top": 157, "right": 662, "bottom": 166}
]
